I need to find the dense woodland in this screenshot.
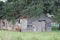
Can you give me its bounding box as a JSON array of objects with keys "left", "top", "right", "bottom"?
[{"left": 0, "top": 0, "right": 60, "bottom": 29}]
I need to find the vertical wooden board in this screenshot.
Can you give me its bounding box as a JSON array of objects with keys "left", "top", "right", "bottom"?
[{"left": 41, "top": 21, "right": 45, "bottom": 32}]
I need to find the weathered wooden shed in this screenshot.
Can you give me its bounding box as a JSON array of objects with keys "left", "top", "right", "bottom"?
[{"left": 16, "top": 14, "right": 52, "bottom": 32}]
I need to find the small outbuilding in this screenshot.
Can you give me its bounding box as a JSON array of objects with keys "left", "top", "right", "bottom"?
[{"left": 16, "top": 13, "right": 52, "bottom": 32}]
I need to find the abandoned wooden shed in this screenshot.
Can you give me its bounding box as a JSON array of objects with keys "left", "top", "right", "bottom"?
[{"left": 16, "top": 13, "right": 52, "bottom": 32}]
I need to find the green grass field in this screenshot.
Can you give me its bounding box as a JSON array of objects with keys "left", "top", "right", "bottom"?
[{"left": 0, "top": 30, "right": 60, "bottom": 40}]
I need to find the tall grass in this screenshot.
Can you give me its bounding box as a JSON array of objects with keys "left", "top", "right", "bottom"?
[{"left": 0, "top": 30, "right": 60, "bottom": 40}]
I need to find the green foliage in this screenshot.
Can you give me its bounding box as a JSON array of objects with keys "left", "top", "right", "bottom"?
[
  {"left": 52, "top": 26, "right": 59, "bottom": 31},
  {"left": 52, "top": 0, "right": 60, "bottom": 22},
  {"left": 0, "top": 0, "right": 60, "bottom": 22},
  {"left": 2, "top": 0, "right": 44, "bottom": 20},
  {"left": 0, "top": 1, "right": 4, "bottom": 19}
]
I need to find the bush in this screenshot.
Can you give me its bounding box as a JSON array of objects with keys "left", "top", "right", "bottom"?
[{"left": 52, "top": 26, "right": 59, "bottom": 31}]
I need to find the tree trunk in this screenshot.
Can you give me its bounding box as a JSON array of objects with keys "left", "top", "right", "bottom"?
[
  {"left": 0, "top": 20, "right": 1, "bottom": 28},
  {"left": 59, "top": 24, "right": 60, "bottom": 30}
]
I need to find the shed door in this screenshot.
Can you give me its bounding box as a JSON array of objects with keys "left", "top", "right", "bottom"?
[{"left": 33, "top": 20, "right": 45, "bottom": 32}]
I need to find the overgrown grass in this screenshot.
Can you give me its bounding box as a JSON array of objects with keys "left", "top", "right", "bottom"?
[{"left": 0, "top": 30, "right": 60, "bottom": 40}]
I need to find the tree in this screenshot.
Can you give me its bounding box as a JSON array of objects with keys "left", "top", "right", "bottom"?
[
  {"left": 52, "top": 0, "right": 60, "bottom": 30},
  {"left": 0, "top": 1, "right": 4, "bottom": 19},
  {"left": 2, "top": 0, "right": 44, "bottom": 21}
]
